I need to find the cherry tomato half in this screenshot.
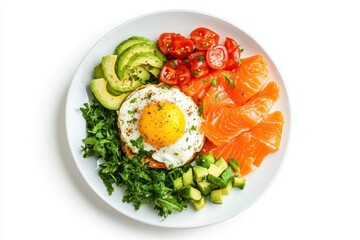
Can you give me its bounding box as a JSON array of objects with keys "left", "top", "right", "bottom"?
[
  {"left": 224, "top": 37, "right": 241, "bottom": 70},
  {"left": 168, "top": 38, "right": 195, "bottom": 59},
  {"left": 206, "top": 44, "right": 228, "bottom": 70},
  {"left": 190, "top": 27, "right": 220, "bottom": 51},
  {"left": 186, "top": 51, "right": 210, "bottom": 78},
  {"left": 157, "top": 33, "right": 185, "bottom": 55},
  {"left": 159, "top": 59, "right": 191, "bottom": 85}
]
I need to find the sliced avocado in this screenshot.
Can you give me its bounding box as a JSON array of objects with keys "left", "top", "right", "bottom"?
[
  {"left": 102, "top": 55, "right": 143, "bottom": 92},
  {"left": 93, "top": 64, "right": 104, "bottom": 78},
  {"left": 130, "top": 65, "right": 151, "bottom": 81},
  {"left": 144, "top": 65, "right": 161, "bottom": 78},
  {"left": 193, "top": 196, "right": 206, "bottom": 211},
  {"left": 181, "top": 186, "right": 202, "bottom": 201},
  {"left": 114, "top": 36, "right": 153, "bottom": 56},
  {"left": 106, "top": 85, "right": 122, "bottom": 96},
  {"left": 210, "top": 189, "right": 223, "bottom": 204},
  {"left": 117, "top": 42, "right": 166, "bottom": 69},
  {"left": 116, "top": 42, "right": 166, "bottom": 78},
  {"left": 121, "top": 52, "right": 165, "bottom": 79},
  {"left": 193, "top": 165, "right": 208, "bottom": 183},
  {"left": 90, "top": 78, "right": 130, "bottom": 110}
]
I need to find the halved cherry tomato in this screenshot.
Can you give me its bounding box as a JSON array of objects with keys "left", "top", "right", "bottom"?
[
  {"left": 186, "top": 51, "right": 210, "bottom": 78},
  {"left": 190, "top": 27, "right": 220, "bottom": 51},
  {"left": 157, "top": 33, "right": 185, "bottom": 55},
  {"left": 168, "top": 38, "right": 195, "bottom": 59},
  {"left": 206, "top": 44, "right": 228, "bottom": 70},
  {"left": 224, "top": 37, "right": 241, "bottom": 70},
  {"left": 176, "top": 64, "right": 192, "bottom": 85},
  {"left": 159, "top": 59, "right": 191, "bottom": 85}
]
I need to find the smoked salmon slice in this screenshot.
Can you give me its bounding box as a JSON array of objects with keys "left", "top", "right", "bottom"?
[
  {"left": 201, "top": 81, "right": 280, "bottom": 146},
  {"left": 218, "top": 55, "right": 269, "bottom": 106},
  {"left": 202, "top": 111, "right": 284, "bottom": 175},
  {"left": 202, "top": 84, "right": 235, "bottom": 117}
]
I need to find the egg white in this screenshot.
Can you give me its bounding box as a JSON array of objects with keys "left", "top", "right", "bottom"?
[{"left": 118, "top": 84, "right": 205, "bottom": 168}]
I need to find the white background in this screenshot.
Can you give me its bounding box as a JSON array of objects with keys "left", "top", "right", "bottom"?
[{"left": 1, "top": 0, "right": 359, "bottom": 239}]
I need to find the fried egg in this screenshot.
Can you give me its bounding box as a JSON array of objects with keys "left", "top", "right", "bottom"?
[{"left": 118, "top": 84, "right": 205, "bottom": 168}]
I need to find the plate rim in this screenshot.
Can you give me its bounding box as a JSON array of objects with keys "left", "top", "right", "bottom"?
[{"left": 65, "top": 9, "right": 291, "bottom": 228}]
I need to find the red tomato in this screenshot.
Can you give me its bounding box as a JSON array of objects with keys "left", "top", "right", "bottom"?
[
  {"left": 159, "top": 59, "right": 191, "bottom": 85},
  {"left": 224, "top": 37, "right": 241, "bottom": 70},
  {"left": 168, "top": 38, "right": 195, "bottom": 59},
  {"left": 186, "top": 51, "right": 210, "bottom": 78},
  {"left": 190, "top": 27, "right": 220, "bottom": 51},
  {"left": 157, "top": 33, "right": 185, "bottom": 55},
  {"left": 206, "top": 44, "right": 228, "bottom": 70}
]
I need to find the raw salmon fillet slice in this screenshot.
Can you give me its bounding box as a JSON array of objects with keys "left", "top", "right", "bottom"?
[
  {"left": 201, "top": 81, "right": 280, "bottom": 146},
  {"left": 202, "top": 84, "right": 235, "bottom": 117},
  {"left": 219, "top": 55, "right": 269, "bottom": 106},
  {"left": 202, "top": 111, "right": 284, "bottom": 175}
]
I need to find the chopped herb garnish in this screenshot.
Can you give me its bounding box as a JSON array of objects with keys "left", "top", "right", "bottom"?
[
  {"left": 211, "top": 78, "right": 217, "bottom": 87},
  {"left": 130, "top": 98, "right": 137, "bottom": 103},
  {"left": 170, "top": 61, "right": 178, "bottom": 68},
  {"left": 215, "top": 94, "right": 220, "bottom": 102},
  {"left": 127, "top": 109, "right": 137, "bottom": 114},
  {"left": 195, "top": 55, "right": 205, "bottom": 62},
  {"left": 157, "top": 104, "right": 163, "bottom": 111},
  {"left": 145, "top": 92, "right": 152, "bottom": 100},
  {"left": 193, "top": 70, "right": 200, "bottom": 76},
  {"left": 197, "top": 103, "right": 204, "bottom": 116},
  {"left": 222, "top": 73, "right": 235, "bottom": 89},
  {"left": 190, "top": 125, "right": 197, "bottom": 131},
  {"left": 203, "top": 78, "right": 209, "bottom": 83},
  {"left": 162, "top": 84, "right": 171, "bottom": 89}
]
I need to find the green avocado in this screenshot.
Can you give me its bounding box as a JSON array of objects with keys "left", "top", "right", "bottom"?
[
  {"left": 114, "top": 36, "right": 153, "bottom": 56},
  {"left": 101, "top": 55, "right": 144, "bottom": 93},
  {"left": 116, "top": 42, "right": 166, "bottom": 79},
  {"left": 93, "top": 64, "right": 104, "bottom": 78},
  {"left": 127, "top": 52, "right": 165, "bottom": 69},
  {"left": 90, "top": 78, "right": 130, "bottom": 110}
]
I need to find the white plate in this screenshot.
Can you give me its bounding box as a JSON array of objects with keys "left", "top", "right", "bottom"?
[{"left": 65, "top": 10, "right": 291, "bottom": 228}]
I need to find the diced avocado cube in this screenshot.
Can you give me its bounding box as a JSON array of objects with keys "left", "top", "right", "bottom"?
[
  {"left": 220, "top": 166, "right": 235, "bottom": 184},
  {"left": 193, "top": 196, "right": 206, "bottom": 211},
  {"left": 173, "top": 177, "right": 183, "bottom": 191},
  {"left": 214, "top": 157, "right": 228, "bottom": 171},
  {"left": 182, "top": 168, "right": 194, "bottom": 187},
  {"left": 207, "top": 174, "right": 227, "bottom": 189},
  {"left": 193, "top": 165, "right": 209, "bottom": 183},
  {"left": 197, "top": 181, "right": 217, "bottom": 196},
  {"left": 208, "top": 164, "right": 223, "bottom": 177},
  {"left": 228, "top": 158, "right": 240, "bottom": 173},
  {"left": 196, "top": 153, "right": 216, "bottom": 168},
  {"left": 210, "top": 189, "right": 223, "bottom": 204},
  {"left": 221, "top": 181, "right": 233, "bottom": 195},
  {"left": 233, "top": 176, "right": 246, "bottom": 189},
  {"left": 181, "top": 186, "right": 202, "bottom": 201}
]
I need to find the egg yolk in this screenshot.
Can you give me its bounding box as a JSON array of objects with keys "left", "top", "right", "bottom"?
[{"left": 138, "top": 102, "right": 186, "bottom": 148}]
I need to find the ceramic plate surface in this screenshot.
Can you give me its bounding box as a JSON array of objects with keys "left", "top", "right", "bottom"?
[{"left": 65, "top": 10, "right": 290, "bottom": 228}]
